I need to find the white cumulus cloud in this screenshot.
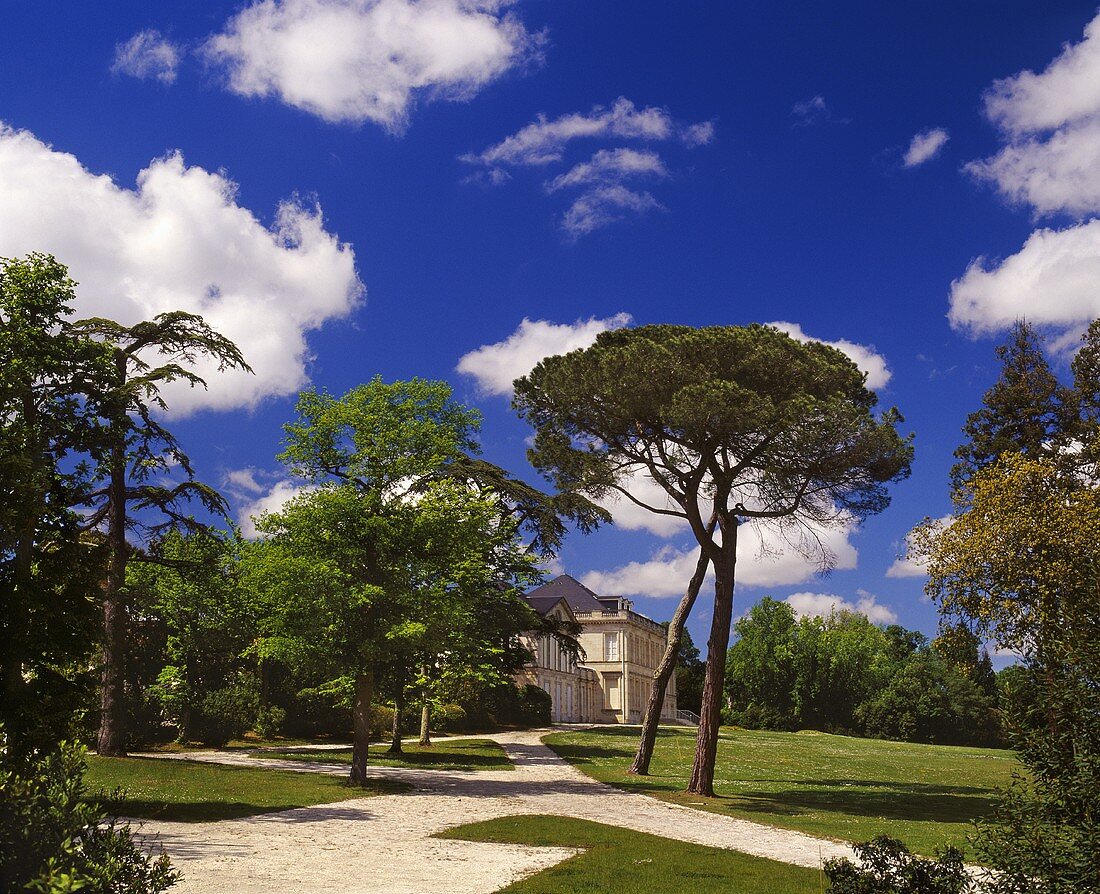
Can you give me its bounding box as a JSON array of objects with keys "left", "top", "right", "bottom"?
[
  {"left": 903, "top": 128, "right": 949, "bottom": 168},
  {"left": 0, "top": 124, "right": 363, "bottom": 415},
  {"left": 111, "top": 29, "right": 182, "bottom": 84},
  {"left": 784, "top": 590, "right": 897, "bottom": 624},
  {"left": 886, "top": 514, "right": 954, "bottom": 578},
  {"left": 967, "top": 118, "right": 1100, "bottom": 217},
  {"left": 768, "top": 321, "right": 892, "bottom": 390},
  {"left": 235, "top": 479, "right": 314, "bottom": 538},
  {"left": 949, "top": 220, "right": 1100, "bottom": 336},
  {"left": 456, "top": 313, "right": 632, "bottom": 396},
  {"left": 203, "top": 0, "right": 538, "bottom": 130},
  {"left": 580, "top": 518, "right": 859, "bottom": 598},
  {"left": 982, "top": 13, "right": 1100, "bottom": 135},
  {"left": 956, "top": 12, "right": 1100, "bottom": 334}
]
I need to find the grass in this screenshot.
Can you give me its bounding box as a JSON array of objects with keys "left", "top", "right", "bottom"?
[
  {"left": 440, "top": 815, "right": 824, "bottom": 893},
  {"left": 544, "top": 726, "right": 1020, "bottom": 856},
  {"left": 253, "top": 738, "right": 514, "bottom": 772},
  {"left": 86, "top": 755, "right": 407, "bottom": 822}
]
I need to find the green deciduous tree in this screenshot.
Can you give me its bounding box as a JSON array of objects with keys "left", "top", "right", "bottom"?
[
  {"left": 513, "top": 324, "right": 912, "bottom": 795},
  {"left": 252, "top": 378, "right": 579, "bottom": 783},
  {"left": 129, "top": 530, "right": 255, "bottom": 744},
  {"left": 921, "top": 455, "right": 1100, "bottom": 890},
  {"left": 0, "top": 254, "right": 107, "bottom": 753}
]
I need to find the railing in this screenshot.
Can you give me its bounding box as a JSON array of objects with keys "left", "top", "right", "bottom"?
[{"left": 675, "top": 710, "right": 700, "bottom": 726}]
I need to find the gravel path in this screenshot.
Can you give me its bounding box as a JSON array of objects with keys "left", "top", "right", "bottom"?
[{"left": 132, "top": 729, "right": 854, "bottom": 893}]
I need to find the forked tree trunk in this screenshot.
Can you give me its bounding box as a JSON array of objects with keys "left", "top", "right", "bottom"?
[
  {"left": 97, "top": 420, "right": 129, "bottom": 758},
  {"left": 350, "top": 670, "right": 374, "bottom": 785},
  {"left": 419, "top": 702, "right": 431, "bottom": 746},
  {"left": 688, "top": 520, "right": 738, "bottom": 796},
  {"left": 630, "top": 538, "right": 712, "bottom": 775},
  {"left": 388, "top": 687, "right": 403, "bottom": 754}
]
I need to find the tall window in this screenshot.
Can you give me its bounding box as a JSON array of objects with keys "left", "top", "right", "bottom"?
[{"left": 604, "top": 632, "right": 619, "bottom": 661}]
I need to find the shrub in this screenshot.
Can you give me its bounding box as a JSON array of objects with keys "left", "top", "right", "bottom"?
[
  {"left": 824, "top": 837, "right": 971, "bottom": 894},
  {"left": 370, "top": 704, "right": 395, "bottom": 740},
  {"left": 0, "top": 732, "right": 178, "bottom": 893},
  {"left": 253, "top": 705, "right": 286, "bottom": 739},
  {"left": 435, "top": 704, "right": 467, "bottom": 732},
  {"left": 194, "top": 684, "right": 258, "bottom": 747},
  {"left": 517, "top": 685, "right": 551, "bottom": 727}
]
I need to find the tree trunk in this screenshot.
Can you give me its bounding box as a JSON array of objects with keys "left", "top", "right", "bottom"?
[
  {"left": 350, "top": 670, "right": 374, "bottom": 785},
  {"left": 688, "top": 520, "right": 738, "bottom": 796},
  {"left": 96, "top": 414, "right": 129, "bottom": 758},
  {"left": 630, "top": 539, "right": 711, "bottom": 775},
  {"left": 388, "top": 687, "right": 403, "bottom": 754},
  {"left": 419, "top": 702, "right": 431, "bottom": 747}
]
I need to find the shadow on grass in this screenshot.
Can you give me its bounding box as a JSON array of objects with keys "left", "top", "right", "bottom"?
[
  {"left": 726, "top": 786, "right": 998, "bottom": 824},
  {"left": 96, "top": 778, "right": 410, "bottom": 823},
  {"left": 260, "top": 741, "right": 512, "bottom": 771}
]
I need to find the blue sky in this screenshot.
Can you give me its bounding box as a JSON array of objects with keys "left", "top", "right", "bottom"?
[{"left": 4, "top": 0, "right": 1100, "bottom": 655}]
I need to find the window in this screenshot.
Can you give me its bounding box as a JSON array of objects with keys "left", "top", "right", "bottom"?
[{"left": 604, "top": 632, "right": 619, "bottom": 661}]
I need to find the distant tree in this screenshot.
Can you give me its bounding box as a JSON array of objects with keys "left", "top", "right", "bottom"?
[
  {"left": 950, "top": 320, "right": 1071, "bottom": 498},
  {"left": 882, "top": 625, "right": 928, "bottom": 664},
  {"left": 514, "top": 324, "right": 912, "bottom": 794},
  {"left": 672, "top": 625, "right": 706, "bottom": 717},
  {"left": 129, "top": 530, "right": 254, "bottom": 743},
  {"left": 857, "top": 650, "right": 997, "bottom": 746},
  {"left": 74, "top": 313, "right": 251, "bottom": 756},
  {"left": 724, "top": 598, "right": 800, "bottom": 729},
  {"left": 792, "top": 610, "right": 896, "bottom": 733},
  {"left": 0, "top": 254, "right": 107, "bottom": 753}
]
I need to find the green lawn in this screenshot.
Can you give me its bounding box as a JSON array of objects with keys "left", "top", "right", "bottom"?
[
  {"left": 544, "top": 726, "right": 1019, "bottom": 856},
  {"left": 253, "top": 738, "right": 514, "bottom": 771},
  {"left": 440, "top": 815, "right": 824, "bottom": 893},
  {"left": 86, "top": 756, "right": 407, "bottom": 822}
]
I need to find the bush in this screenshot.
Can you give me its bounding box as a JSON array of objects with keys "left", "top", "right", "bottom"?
[
  {"left": 824, "top": 836, "right": 971, "bottom": 894},
  {"left": 253, "top": 705, "right": 286, "bottom": 739},
  {"left": 194, "top": 684, "right": 258, "bottom": 747},
  {"left": 0, "top": 733, "right": 178, "bottom": 893},
  {"left": 517, "top": 685, "right": 551, "bottom": 726},
  {"left": 370, "top": 704, "right": 395, "bottom": 740},
  {"left": 434, "top": 704, "right": 467, "bottom": 732}
]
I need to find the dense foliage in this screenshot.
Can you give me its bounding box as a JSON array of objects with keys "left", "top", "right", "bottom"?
[
  {"left": 0, "top": 732, "right": 178, "bottom": 893},
  {"left": 921, "top": 322, "right": 1100, "bottom": 891},
  {"left": 724, "top": 598, "right": 1000, "bottom": 746},
  {"left": 824, "top": 837, "right": 971, "bottom": 894}
]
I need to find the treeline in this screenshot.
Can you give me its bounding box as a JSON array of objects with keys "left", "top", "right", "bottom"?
[
  {"left": 724, "top": 599, "right": 1001, "bottom": 746},
  {"left": 121, "top": 526, "right": 557, "bottom": 753}
]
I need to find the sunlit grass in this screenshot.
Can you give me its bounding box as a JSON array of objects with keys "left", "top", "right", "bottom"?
[
  {"left": 440, "top": 815, "right": 824, "bottom": 893},
  {"left": 86, "top": 756, "right": 406, "bottom": 822},
  {"left": 545, "top": 725, "right": 1019, "bottom": 856}
]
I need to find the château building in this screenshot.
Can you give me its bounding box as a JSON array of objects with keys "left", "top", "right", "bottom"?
[{"left": 517, "top": 574, "right": 678, "bottom": 724}]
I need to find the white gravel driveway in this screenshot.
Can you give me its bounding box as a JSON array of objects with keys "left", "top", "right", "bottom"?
[{"left": 132, "top": 729, "right": 854, "bottom": 894}]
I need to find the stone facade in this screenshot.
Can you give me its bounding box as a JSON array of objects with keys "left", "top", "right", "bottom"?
[{"left": 517, "top": 574, "right": 678, "bottom": 724}]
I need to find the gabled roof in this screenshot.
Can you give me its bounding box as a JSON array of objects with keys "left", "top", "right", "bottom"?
[
  {"left": 525, "top": 574, "right": 607, "bottom": 614},
  {"left": 524, "top": 594, "right": 571, "bottom": 617}
]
